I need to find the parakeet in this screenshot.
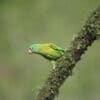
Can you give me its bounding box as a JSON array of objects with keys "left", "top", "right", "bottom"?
[{"left": 28, "top": 43, "right": 64, "bottom": 69}]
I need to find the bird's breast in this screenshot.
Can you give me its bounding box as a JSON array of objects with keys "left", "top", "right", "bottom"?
[{"left": 39, "top": 46, "right": 61, "bottom": 60}]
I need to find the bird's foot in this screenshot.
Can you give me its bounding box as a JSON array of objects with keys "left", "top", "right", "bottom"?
[{"left": 51, "top": 61, "right": 56, "bottom": 69}]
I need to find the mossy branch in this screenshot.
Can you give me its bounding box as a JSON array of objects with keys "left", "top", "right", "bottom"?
[{"left": 37, "top": 6, "right": 100, "bottom": 100}]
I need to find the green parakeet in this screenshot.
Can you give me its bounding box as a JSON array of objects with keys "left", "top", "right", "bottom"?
[{"left": 28, "top": 43, "right": 64, "bottom": 68}]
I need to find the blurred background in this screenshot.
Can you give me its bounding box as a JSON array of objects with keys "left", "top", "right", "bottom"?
[{"left": 0, "top": 0, "right": 100, "bottom": 100}]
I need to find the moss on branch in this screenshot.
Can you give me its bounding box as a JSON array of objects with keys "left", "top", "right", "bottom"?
[{"left": 37, "top": 6, "right": 100, "bottom": 100}]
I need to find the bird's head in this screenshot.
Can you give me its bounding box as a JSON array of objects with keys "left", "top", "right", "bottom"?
[{"left": 28, "top": 44, "right": 40, "bottom": 55}]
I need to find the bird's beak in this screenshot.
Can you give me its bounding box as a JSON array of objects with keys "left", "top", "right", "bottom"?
[{"left": 28, "top": 49, "right": 33, "bottom": 55}]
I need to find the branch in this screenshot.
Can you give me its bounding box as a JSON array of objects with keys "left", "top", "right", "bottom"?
[{"left": 37, "top": 6, "right": 100, "bottom": 100}]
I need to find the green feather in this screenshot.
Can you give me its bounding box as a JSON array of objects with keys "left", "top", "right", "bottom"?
[
  {"left": 28, "top": 43, "right": 64, "bottom": 60},
  {"left": 49, "top": 43, "right": 64, "bottom": 51}
]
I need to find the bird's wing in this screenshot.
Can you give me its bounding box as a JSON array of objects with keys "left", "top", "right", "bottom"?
[{"left": 49, "top": 43, "right": 64, "bottom": 51}]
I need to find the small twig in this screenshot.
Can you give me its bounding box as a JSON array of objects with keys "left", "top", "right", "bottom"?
[{"left": 37, "top": 6, "right": 100, "bottom": 100}]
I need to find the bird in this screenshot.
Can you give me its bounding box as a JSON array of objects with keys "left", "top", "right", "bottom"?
[{"left": 28, "top": 43, "right": 64, "bottom": 69}]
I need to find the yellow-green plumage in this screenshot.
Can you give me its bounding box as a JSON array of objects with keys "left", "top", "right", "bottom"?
[
  {"left": 38, "top": 44, "right": 63, "bottom": 60},
  {"left": 28, "top": 43, "right": 64, "bottom": 61}
]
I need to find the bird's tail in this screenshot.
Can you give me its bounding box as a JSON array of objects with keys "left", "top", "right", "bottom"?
[{"left": 96, "top": 34, "right": 100, "bottom": 40}]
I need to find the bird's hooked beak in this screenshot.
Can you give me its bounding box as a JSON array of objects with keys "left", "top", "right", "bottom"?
[{"left": 28, "top": 49, "right": 33, "bottom": 55}]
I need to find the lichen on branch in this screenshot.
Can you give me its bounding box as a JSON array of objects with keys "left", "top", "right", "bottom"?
[{"left": 37, "top": 6, "right": 100, "bottom": 100}]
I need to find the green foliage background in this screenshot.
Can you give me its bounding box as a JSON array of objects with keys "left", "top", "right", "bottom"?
[{"left": 0, "top": 0, "right": 100, "bottom": 100}]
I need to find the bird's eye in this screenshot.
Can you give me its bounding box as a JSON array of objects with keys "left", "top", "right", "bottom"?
[{"left": 29, "top": 48, "right": 32, "bottom": 50}]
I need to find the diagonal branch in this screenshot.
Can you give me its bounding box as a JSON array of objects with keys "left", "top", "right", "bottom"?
[{"left": 37, "top": 6, "right": 100, "bottom": 100}]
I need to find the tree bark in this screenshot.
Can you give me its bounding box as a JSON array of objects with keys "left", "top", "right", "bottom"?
[{"left": 37, "top": 6, "right": 100, "bottom": 100}]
